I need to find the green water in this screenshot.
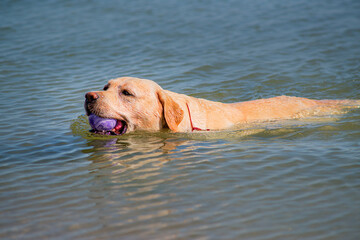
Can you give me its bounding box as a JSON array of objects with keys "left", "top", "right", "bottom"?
[{"left": 1, "top": 0, "right": 360, "bottom": 239}]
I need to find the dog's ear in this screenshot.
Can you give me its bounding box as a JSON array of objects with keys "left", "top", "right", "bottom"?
[{"left": 157, "top": 90, "right": 184, "bottom": 132}]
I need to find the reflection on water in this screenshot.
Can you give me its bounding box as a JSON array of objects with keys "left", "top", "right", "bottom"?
[{"left": 69, "top": 116, "right": 360, "bottom": 239}]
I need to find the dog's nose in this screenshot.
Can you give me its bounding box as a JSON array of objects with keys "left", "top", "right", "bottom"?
[{"left": 85, "top": 92, "right": 99, "bottom": 102}]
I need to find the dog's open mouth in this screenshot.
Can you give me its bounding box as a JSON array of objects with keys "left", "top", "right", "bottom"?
[
  {"left": 88, "top": 114, "right": 127, "bottom": 135},
  {"left": 90, "top": 120, "right": 128, "bottom": 135}
]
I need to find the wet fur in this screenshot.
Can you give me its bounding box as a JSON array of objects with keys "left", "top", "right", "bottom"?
[{"left": 85, "top": 77, "right": 359, "bottom": 133}]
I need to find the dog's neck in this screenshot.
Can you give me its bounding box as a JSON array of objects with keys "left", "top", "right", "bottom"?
[
  {"left": 163, "top": 90, "right": 245, "bottom": 132},
  {"left": 186, "top": 103, "right": 210, "bottom": 132}
]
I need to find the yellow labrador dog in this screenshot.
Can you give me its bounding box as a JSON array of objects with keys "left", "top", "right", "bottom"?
[{"left": 85, "top": 77, "right": 359, "bottom": 135}]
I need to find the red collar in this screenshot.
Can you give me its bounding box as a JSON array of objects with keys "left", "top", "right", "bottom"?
[{"left": 186, "top": 103, "right": 210, "bottom": 132}]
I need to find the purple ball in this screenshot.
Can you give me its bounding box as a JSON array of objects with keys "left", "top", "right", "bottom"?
[{"left": 88, "top": 114, "right": 117, "bottom": 131}]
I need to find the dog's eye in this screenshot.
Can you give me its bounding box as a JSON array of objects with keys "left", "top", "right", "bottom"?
[
  {"left": 122, "top": 90, "right": 133, "bottom": 96},
  {"left": 103, "top": 84, "right": 109, "bottom": 91}
]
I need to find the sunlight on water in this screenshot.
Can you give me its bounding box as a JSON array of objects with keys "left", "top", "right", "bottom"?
[
  {"left": 70, "top": 114, "right": 267, "bottom": 140},
  {"left": 71, "top": 111, "right": 351, "bottom": 141}
]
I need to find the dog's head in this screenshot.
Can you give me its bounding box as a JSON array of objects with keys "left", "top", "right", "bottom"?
[{"left": 84, "top": 77, "right": 184, "bottom": 135}]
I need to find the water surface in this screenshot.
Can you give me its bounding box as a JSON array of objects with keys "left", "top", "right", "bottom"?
[{"left": 1, "top": 0, "right": 360, "bottom": 239}]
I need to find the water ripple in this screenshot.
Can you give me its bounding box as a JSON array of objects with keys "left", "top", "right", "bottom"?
[{"left": 1, "top": 0, "right": 360, "bottom": 239}]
